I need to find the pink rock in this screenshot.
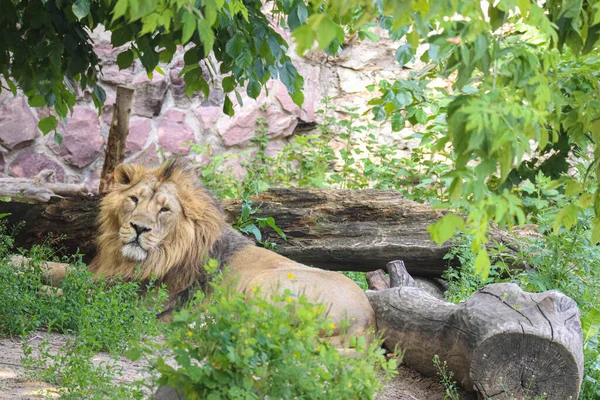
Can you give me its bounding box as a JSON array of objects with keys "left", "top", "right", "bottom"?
[
  {"left": 94, "top": 43, "right": 121, "bottom": 64},
  {"left": 157, "top": 111, "right": 194, "bottom": 154},
  {"left": 265, "top": 140, "right": 286, "bottom": 158},
  {"left": 194, "top": 106, "right": 223, "bottom": 130},
  {"left": 100, "top": 64, "right": 135, "bottom": 86},
  {"left": 164, "top": 109, "right": 186, "bottom": 123},
  {"left": 48, "top": 107, "right": 105, "bottom": 168},
  {"left": 216, "top": 105, "right": 261, "bottom": 146},
  {"left": 274, "top": 81, "right": 301, "bottom": 117},
  {"left": 297, "top": 63, "right": 321, "bottom": 122},
  {"left": 126, "top": 117, "right": 152, "bottom": 154},
  {"left": 265, "top": 104, "right": 297, "bottom": 138},
  {"left": 0, "top": 97, "right": 39, "bottom": 150},
  {"left": 9, "top": 150, "right": 65, "bottom": 182},
  {"left": 133, "top": 73, "right": 168, "bottom": 117},
  {"left": 129, "top": 143, "right": 162, "bottom": 167}
]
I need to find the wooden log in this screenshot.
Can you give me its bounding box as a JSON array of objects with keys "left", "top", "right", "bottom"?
[
  {"left": 366, "top": 281, "right": 584, "bottom": 398},
  {"left": 366, "top": 261, "right": 445, "bottom": 300},
  {"left": 0, "top": 187, "right": 521, "bottom": 276},
  {"left": 0, "top": 171, "right": 88, "bottom": 203},
  {"left": 365, "top": 270, "right": 389, "bottom": 291},
  {"left": 99, "top": 86, "right": 134, "bottom": 194}
]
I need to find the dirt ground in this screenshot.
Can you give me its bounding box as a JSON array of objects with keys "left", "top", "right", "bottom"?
[{"left": 0, "top": 332, "right": 476, "bottom": 400}]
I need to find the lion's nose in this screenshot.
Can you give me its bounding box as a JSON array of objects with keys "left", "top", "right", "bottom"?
[{"left": 131, "top": 223, "right": 151, "bottom": 236}]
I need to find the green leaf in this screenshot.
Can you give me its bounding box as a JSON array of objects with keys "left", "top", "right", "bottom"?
[
  {"left": 292, "top": 25, "right": 316, "bottom": 55},
  {"left": 582, "top": 308, "right": 600, "bottom": 343},
  {"left": 181, "top": 12, "right": 196, "bottom": 44},
  {"left": 54, "top": 131, "right": 63, "bottom": 146},
  {"left": 197, "top": 19, "right": 214, "bottom": 57},
  {"left": 112, "top": 0, "right": 128, "bottom": 22},
  {"left": 223, "top": 96, "right": 234, "bottom": 116},
  {"left": 553, "top": 204, "right": 579, "bottom": 233},
  {"left": 314, "top": 15, "right": 344, "bottom": 51},
  {"left": 565, "top": 180, "right": 583, "bottom": 197},
  {"left": 592, "top": 219, "right": 600, "bottom": 244},
  {"left": 391, "top": 113, "right": 405, "bottom": 131},
  {"left": 0, "top": 213, "right": 10, "bottom": 219},
  {"left": 246, "top": 79, "right": 261, "bottom": 99},
  {"left": 28, "top": 95, "right": 46, "bottom": 108},
  {"left": 240, "top": 224, "right": 262, "bottom": 242},
  {"left": 38, "top": 116, "right": 58, "bottom": 135},
  {"left": 428, "top": 213, "right": 464, "bottom": 245},
  {"left": 372, "top": 105, "right": 386, "bottom": 121},
  {"left": 117, "top": 50, "right": 134, "bottom": 69},
  {"left": 222, "top": 76, "right": 236, "bottom": 92},
  {"left": 72, "top": 0, "right": 90, "bottom": 20},
  {"left": 225, "top": 34, "right": 246, "bottom": 58},
  {"left": 473, "top": 248, "right": 490, "bottom": 279},
  {"left": 488, "top": 6, "right": 505, "bottom": 31},
  {"left": 395, "top": 44, "right": 413, "bottom": 67}
]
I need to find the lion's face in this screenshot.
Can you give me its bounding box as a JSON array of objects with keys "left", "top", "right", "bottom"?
[
  {"left": 118, "top": 179, "right": 183, "bottom": 262},
  {"left": 92, "top": 161, "right": 225, "bottom": 282}
]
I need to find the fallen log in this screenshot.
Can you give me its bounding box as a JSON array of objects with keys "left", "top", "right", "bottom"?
[
  {"left": 366, "top": 262, "right": 584, "bottom": 399},
  {"left": 0, "top": 170, "right": 88, "bottom": 203},
  {"left": 0, "top": 187, "right": 520, "bottom": 276},
  {"left": 366, "top": 261, "right": 445, "bottom": 300}
]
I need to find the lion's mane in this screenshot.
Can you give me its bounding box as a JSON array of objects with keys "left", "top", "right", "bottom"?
[{"left": 88, "top": 160, "right": 249, "bottom": 299}]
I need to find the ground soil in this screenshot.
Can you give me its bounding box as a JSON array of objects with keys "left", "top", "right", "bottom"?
[{"left": 0, "top": 332, "right": 477, "bottom": 400}]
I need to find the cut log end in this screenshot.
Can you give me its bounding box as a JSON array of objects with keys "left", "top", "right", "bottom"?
[{"left": 471, "top": 333, "right": 581, "bottom": 400}]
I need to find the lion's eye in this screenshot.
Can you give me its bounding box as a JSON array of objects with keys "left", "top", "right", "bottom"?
[
  {"left": 160, "top": 207, "right": 170, "bottom": 213},
  {"left": 130, "top": 196, "right": 138, "bottom": 204}
]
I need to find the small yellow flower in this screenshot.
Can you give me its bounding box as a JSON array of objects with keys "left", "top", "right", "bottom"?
[
  {"left": 244, "top": 339, "right": 249, "bottom": 345},
  {"left": 285, "top": 296, "right": 292, "bottom": 303},
  {"left": 187, "top": 331, "right": 193, "bottom": 337},
  {"left": 252, "top": 286, "right": 257, "bottom": 292},
  {"left": 287, "top": 272, "right": 295, "bottom": 280},
  {"left": 347, "top": 382, "right": 352, "bottom": 388},
  {"left": 267, "top": 333, "right": 271, "bottom": 338},
  {"left": 315, "top": 307, "right": 321, "bottom": 314},
  {"left": 328, "top": 323, "right": 335, "bottom": 330}
]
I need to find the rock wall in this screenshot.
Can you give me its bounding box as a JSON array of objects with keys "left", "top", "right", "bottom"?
[{"left": 0, "top": 27, "right": 409, "bottom": 192}]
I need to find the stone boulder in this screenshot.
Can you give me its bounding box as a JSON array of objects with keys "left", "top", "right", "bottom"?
[
  {"left": 9, "top": 150, "right": 65, "bottom": 182},
  {"left": 0, "top": 97, "right": 39, "bottom": 150},
  {"left": 48, "top": 107, "right": 105, "bottom": 168},
  {"left": 126, "top": 117, "right": 152, "bottom": 155},
  {"left": 133, "top": 73, "right": 168, "bottom": 117},
  {"left": 157, "top": 110, "right": 194, "bottom": 154}
]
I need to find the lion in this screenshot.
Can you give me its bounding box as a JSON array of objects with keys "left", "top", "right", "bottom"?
[{"left": 14, "top": 160, "right": 375, "bottom": 341}]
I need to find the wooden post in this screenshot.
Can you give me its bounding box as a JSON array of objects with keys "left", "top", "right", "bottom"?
[{"left": 99, "top": 86, "right": 135, "bottom": 194}]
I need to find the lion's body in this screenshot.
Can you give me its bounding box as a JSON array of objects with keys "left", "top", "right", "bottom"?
[{"left": 59, "top": 161, "right": 375, "bottom": 339}]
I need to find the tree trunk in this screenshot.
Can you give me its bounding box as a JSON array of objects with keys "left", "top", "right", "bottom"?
[
  {"left": 0, "top": 187, "right": 520, "bottom": 276},
  {"left": 366, "top": 265, "right": 584, "bottom": 399},
  {"left": 99, "top": 86, "right": 134, "bottom": 194}
]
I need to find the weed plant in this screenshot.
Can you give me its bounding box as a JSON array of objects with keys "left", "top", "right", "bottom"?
[{"left": 132, "top": 260, "right": 399, "bottom": 400}]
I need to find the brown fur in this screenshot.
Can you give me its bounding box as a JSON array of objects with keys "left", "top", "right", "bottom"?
[{"left": 87, "top": 160, "right": 375, "bottom": 338}]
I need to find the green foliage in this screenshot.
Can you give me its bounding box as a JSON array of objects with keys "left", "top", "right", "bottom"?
[
  {"left": 22, "top": 339, "right": 146, "bottom": 400},
  {"left": 0, "top": 228, "right": 166, "bottom": 350},
  {"left": 138, "top": 261, "right": 398, "bottom": 399},
  {"left": 432, "top": 354, "right": 459, "bottom": 400},
  {"left": 0, "top": 227, "right": 167, "bottom": 398},
  {"left": 348, "top": 2, "right": 600, "bottom": 277},
  {"left": 442, "top": 170, "right": 600, "bottom": 399},
  {"left": 0, "top": 0, "right": 304, "bottom": 133}
]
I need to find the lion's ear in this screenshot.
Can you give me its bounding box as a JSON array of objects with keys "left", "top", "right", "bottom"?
[{"left": 114, "top": 164, "right": 144, "bottom": 186}]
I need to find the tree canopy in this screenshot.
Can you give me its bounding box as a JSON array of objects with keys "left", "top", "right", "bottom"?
[{"left": 3, "top": 0, "right": 600, "bottom": 275}]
